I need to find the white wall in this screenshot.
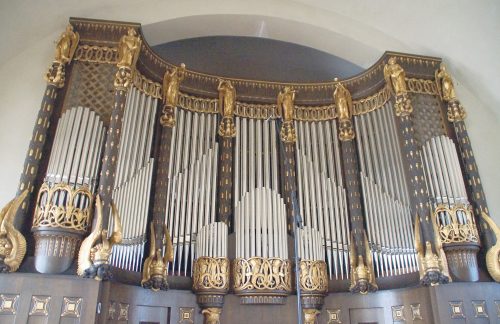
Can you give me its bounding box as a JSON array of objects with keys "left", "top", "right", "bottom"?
[{"left": 0, "top": 0, "right": 499, "bottom": 223}]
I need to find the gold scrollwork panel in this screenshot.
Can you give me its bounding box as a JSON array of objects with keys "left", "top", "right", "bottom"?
[
  {"left": 233, "top": 257, "right": 292, "bottom": 293},
  {"left": 299, "top": 260, "right": 329, "bottom": 294},
  {"left": 433, "top": 204, "right": 479, "bottom": 244},
  {"left": 192, "top": 257, "right": 230, "bottom": 292}
]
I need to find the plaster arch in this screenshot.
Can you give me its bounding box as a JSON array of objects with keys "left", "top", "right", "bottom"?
[{"left": 0, "top": 2, "right": 499, "bottom": 223}]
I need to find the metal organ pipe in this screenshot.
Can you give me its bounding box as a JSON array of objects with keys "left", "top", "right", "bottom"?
[
  {"left": 234, "top": 117, "right": 288, "bottom": 260},
  {"left": 164, "top": 108, "right": 218, "bottom": 276},
  {"left": 354, "top": 102, "right": 416, "bottom": 278},
  {"left": 295, "top": 120, "right": 350, "bottom": 280},
  {"left": 110, "top": 86, "right": 157, "bottom": 273}
]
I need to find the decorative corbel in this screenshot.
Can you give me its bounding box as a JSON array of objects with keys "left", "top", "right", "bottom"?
[
  {"left": 141, "top": 222, "right": 174, "bottom": 291},
  {"left": 348, "top": 231, "right": 378, "bottom": 294}
]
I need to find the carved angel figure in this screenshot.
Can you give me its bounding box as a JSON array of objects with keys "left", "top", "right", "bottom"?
[
  {"left": 277, "top": 86, "right": 296, "bottom": 122},
  {"left": 163, "top": 63, "right": 186, "bottom": 107},
  {"left": 435, "top": 64, "right": 457, "bottom": 102},
  {"left": 117, "top": 28, "right": 142, "bottom": 69},
  {"left": 142, "top": 222, "right": 173, "bottom": 291},
  {"left": 384, "top": 57, "right": 408, "bottom": 96},
  {"left": 349, "top": 231, "right": 377, "bottom": 294},
  {"left": 333, "top": 80, "right": 353, "bottom": 121},
  {"left": 0, "top": 190, "right": 28, "bottom": 273},
  {"left": 414, "top": 217, "right": 449, "bottom": 286},
  {"left": 218, "top": 79, "right": 236, "bottom": 118},
  {"left": 77, "top": 195, "right": 122, "bottom": 281},
  {"left": 54, "top": 24, "right": 79, "bottom": 65},
  {"left": 479, "top": 212, "right": 500, "bottom": 282}
]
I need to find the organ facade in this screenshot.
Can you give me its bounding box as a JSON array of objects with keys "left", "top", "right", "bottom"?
[{"left": 0, "top": 17, "right": 499, "bottom": 324}]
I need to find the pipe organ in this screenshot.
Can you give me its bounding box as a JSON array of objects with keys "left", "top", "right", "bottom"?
[
  {"left": 1, "top": 17, "right": 499, "bottom": 324},
  {"left": 295, "top": 120, "right": 351, "bottom": 280},
  {"left": 110, "top": 86, "right": 157, "bottom": 273}
]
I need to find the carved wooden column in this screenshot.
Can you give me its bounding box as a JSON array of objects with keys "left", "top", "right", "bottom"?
[
  {"left": 216, "top": 80, "right": 236, "bottom": 227},
  {"left": 385, "top": 58, "right": 449, "bottom": 285},
  {"left": 334, "top": 81, "right": 377, "bottom": 294},
  {"left": 437, "top": 65, "right": 497, "bottom": 281},
  {"left": 98, "top": 28, "right": 141, "bottom": 226},
  {"left": 142, "top": 64, "right": 185, "bottom": 290},
  {"left": 15, "top": 33, "right": 76, "bottom": 231}
]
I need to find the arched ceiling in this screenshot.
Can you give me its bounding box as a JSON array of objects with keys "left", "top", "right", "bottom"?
[{"left": 0, "top": 0, "right": 499, "bottom": 221}]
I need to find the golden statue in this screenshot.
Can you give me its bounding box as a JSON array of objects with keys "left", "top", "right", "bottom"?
[
  {"left": 54, "top": 24, "right": 79, "bottom": 65},
  {"left": 277, "top": 87, "right": 297, "bottom": 143},
  {"left": 201, "top": 308, "right": 222, "bottom": 324},
  {"left": 142, "top": 222, "right": 173, "bottom": 291},
  {"left": 384, "top": 57, "right": 412, "bottom": 116},
  {"left": 116, "top": 28, "right": 142, "bottom": 69},
  {"left": 0, "top": 190, "right": 28, "bottom": 273},
  {"left": 217, "top": 79, "right": 237, "bottom": 137},
  {"left": 163, "top": 63, "right": 186, "bottom": 107},
  {"left": 349, "top": 231, "right": 377, "bottom": 294},
  {"left": 414, "top": 217, "right": 449, "bottom": 286},
  {"left": 277, "top": 86, "right": 296, "bottom": 123},
  {"left": 479, "top": 212, "right": 500, "bottom": 282},
  {"left": 333, "top": 79, "right": 355, "bottom": 141},
  {"left": 77, "top": 195, "right": 122, "bottom": 281},
  {"left": 435, "top": 64, "right": 457, "bottom": 102},
  {"left": 160, "top": 63, "right": 186, "bottom": 127},
  {"left": 383, "top": 57, "right": 407, "bottom": 96}
]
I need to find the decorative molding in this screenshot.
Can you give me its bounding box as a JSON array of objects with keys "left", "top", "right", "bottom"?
[
  {"left": 29, "top": 296, "right": 51, "bottom": 316},
  {"left": 392, "top": 305, "right": 406, "bottom": 322},
  {"left": 118, "top": 303, "right": 129, "bottom": 321},
  {"left": 406, "top": 77, "right": 439, "bottom": 95},
  {"left": 179, "top": 307, "right": 194, "bottom": 324},
  {"left": 61, "top": 297, "right": 83, "bottom": 318},
  {"left": 449, "top": 301, "right": 465, "bottom": 319},
  {"left": 73, "top": 44, "right": 118, "bottom": 64},
  {"left": 193, "top": 257, "right": 230, "bottom": 292},
  {"left": 133, "top": 71, "right": 162, "bottom": 99},
  {"left": 410, "top": 303, "right": 423, "bottom": 321},
  {"left": 233, "top": 257, "right": 292, "bottom": 293},
  {"left": 327, "top": 308, "right": 342, "bottom": 323},
  {"left": 0, "top": 294, "right": 19, "bottom": 315},
  {"left": 352, "top": 85, "right": 391, "bottom": 116},
  {"left": 472, "top": 300, "right": 488, "bottom": 318}
]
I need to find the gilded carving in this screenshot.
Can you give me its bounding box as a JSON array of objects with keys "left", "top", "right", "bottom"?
[
  {"left": 414, "top": 216, "right": 450, "bottom": 286},
  {"left": 73, "top": 45, "right": 118, "bottom": 64},
  {"left": 0, "top": 190, "right": 28, "bottom": 273},
  {"left": 201, "top": 307, "right": 222, "bottom": 324},
  {"left": 333, "top": 79, "right": 354, "bottom": 141},
  {"left": 233, "top": 257, "right": 292, "bottom": 293},
  {"left": 114, "top": 28, "right": 141, "bottom": 90},
  {"left": 478, "top": 212, "right": 500, "bottom": 282},
  {"left": 32, "top": 183, "right": 93, "bottom": 232},
  {"left": 217, "top": 79, "right": 237, "bottom": 137},
  {"left": 277, "top": 87, "right": 297, "bottom": 143},
  {"left": 77, "top": 195, "right": 122, "bottom": 280},
  {"left": 54, "top": 24, "right": 79, "bottom": 65},
  {"left": 435, "top": 64, "right": 467, "bottom": 122},
  {"left": 161, "top": 63, "right": 186, "bottom": 127},
  {"left": 193, "top": 257, "right": 230, "bottom": 292},
  {"left": 304, "top": 309, "right": 321, "bottom": 324},
  {"left": 45, "top": 24, "right": 79, "bottom": 88},
  {"left": 348, "top": 231, "right": 377, "bottom": 294},
  {"left": 61, "top": 297, "right": 82, "bottom": 318},
  {"left": 433, "top": 204, "right": 479, "bottom": 244},
  {"left": 142, "top": 222, "right": 174, "bottom": 291},
  {"left": 299, "top": 260, "right": 328, "bottom": 293},
  {"left": 384, "top": 57, "right": 413, "bottom": 116}
]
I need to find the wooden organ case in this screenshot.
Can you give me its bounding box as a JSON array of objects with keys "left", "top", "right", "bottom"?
[{"left": 0, "top": 18, "right": 499, "bottom": 324}]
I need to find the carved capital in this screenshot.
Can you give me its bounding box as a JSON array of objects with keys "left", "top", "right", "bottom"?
[
  {"left": 114, "top": 67, "right": 133, "bottom": 91},
  {"left": 218, "top": 116, "right": 236, "bottom": 138},
  {"left": 44, "top": 62, "right": 66, "bottom": 88},
  {"left": 447, "top": 100, "right": 466, "bottom": 122},
  {"left": 280, "top": 121, "right": 296, "bottom": 143},
  {"left": 338, "top": 119, "right": 355, "bottom": 141},
  {"left": 160, "top": 105, "right": 176, "bottom": 127},
  {"left": 394, "top": 93, "right": 413, "bottom": 117}
]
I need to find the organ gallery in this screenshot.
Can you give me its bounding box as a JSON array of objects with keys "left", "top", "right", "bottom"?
[{"left": 0, "top": 17, "right": 499, "bottom": 323}]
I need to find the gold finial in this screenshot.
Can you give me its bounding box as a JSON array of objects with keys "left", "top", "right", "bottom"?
[
  {"left": 217, "top": 79, "right": 237, "bottom": 137},
  {"left": 160, "top": 63, "right": 186, "bottom": 127},
  {"left": 277, "top": 87, "right": 297, "bottom": 143},
  {"left": 0, "top": 190, "right": 28, "bottom": 273},
  {"left": 384, "top": 57, "right": 412, "bottom": 116},
  {"left": 114, "top": 28, "right": 142, "bottom": 90},
  {"left": 333, "top": 79, "right": 355, "bottom": 141}
]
